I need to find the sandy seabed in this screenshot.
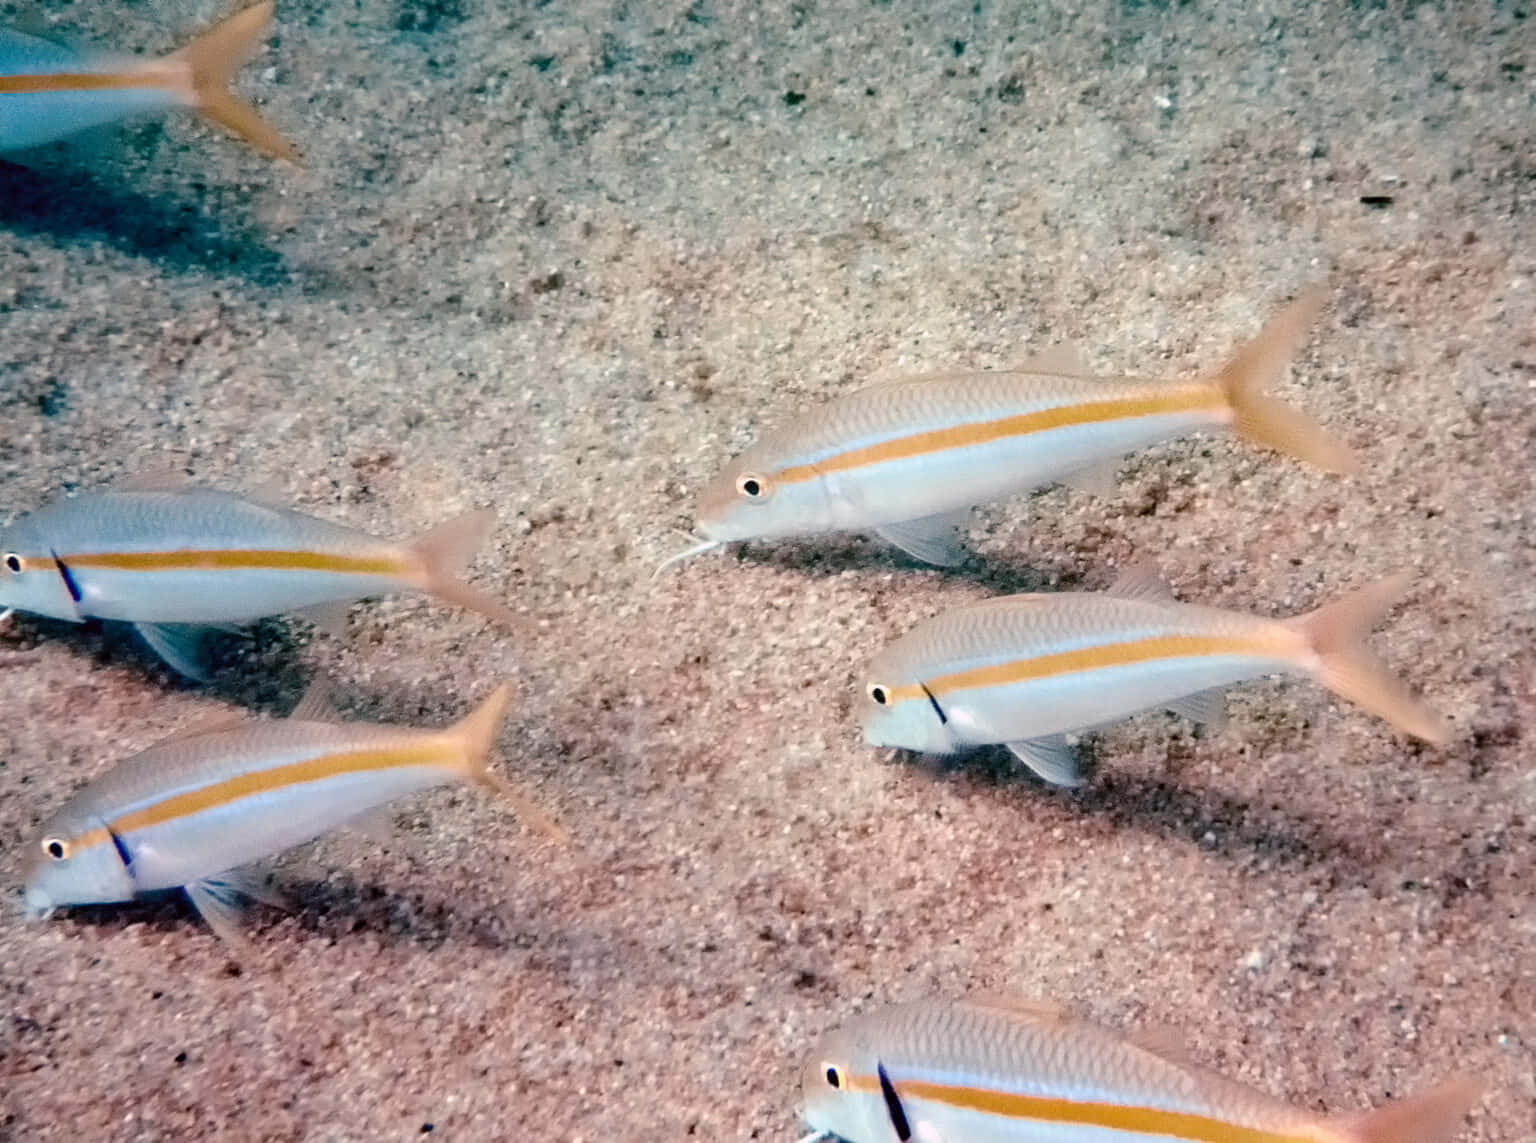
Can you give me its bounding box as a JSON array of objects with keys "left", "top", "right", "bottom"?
[{"left": 0, "top": 1, "right": 1532, "bottom": 1139}]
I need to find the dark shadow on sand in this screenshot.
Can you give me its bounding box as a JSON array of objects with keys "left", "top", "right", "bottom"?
[
  {"left": 52, "top": 873, "right": 542, "bottom": 953},
  {"left": 923, "top": 743, "right": 1361, "bottom": 873},
  {"left": 730, "top": 534, "right": 1084, "bottom": 597},
  {"left": 0, "top": 158, "right": 289, "bottom": 286}
]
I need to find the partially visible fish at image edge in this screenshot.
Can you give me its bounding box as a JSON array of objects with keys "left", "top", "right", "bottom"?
[
  {"left": 800, "top": 995, "right": 1485, "bottom": 1143},
  {"left": 0, "top": 1, "right": 298, "bottom": 161}
]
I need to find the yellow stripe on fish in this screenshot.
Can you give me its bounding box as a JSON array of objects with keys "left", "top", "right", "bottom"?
[
  {"left": 60, "top": 548, "right": 410, "bottom": 577},
  {"left": 773, "top": 385, "right": 1226, "bottom": 486},
  {"left": 841, "top": 1072, "right": 1321, "bottom": 1143},
  {"left": 686, "top": 290, "right": 1356, "bottom": 567},
  {"left": 802, "top": 996, "right": 1485, "bottom": 1143},
  {"left": 883, "top": 631, "right": 1297, "bottom": 706},
  {"left": 0, "top": 71, "right": 174, "bottom": 94},
  {"left": 106, "top": 741, "right": 460, "bottom": 837}
]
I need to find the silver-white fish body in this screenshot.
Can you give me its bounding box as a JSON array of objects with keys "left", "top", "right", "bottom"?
[
  {"left": 699, "top": 372, "right": 1229, "bottom": 545},
  {"left": 0, "top": 488, "right": 419, "bottom": 625},
  {"left": 0, "top": 31, "right": 183, "bottom": 150},
  {"left": 23, "top": 687, "right": 513, "bottom": 917},
  {"left": 688, "top": 293, "right": 1353, "bottom": 566},
  {"left": 802, "top": 997, "right": 1479, "bottom": 1143},
  {"left": 861, "top": 590, "right": 1305, "bottom": 756}
]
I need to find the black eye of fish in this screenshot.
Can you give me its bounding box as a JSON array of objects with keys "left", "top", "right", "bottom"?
[
  {"left": 824, "top": 1065, "right": 841, "bottom": 1089},
  {"left": 740, "top": 478, "right": 761, "bottom": 497},
  {"left": 869, "top": 685, "right": 889, "bottom": 706},
  {"left": 44, "top": 839, "right": 66, "bottom": 860},
  {"left": 3, "top": 554, "right": 20, "bottom": 574}
]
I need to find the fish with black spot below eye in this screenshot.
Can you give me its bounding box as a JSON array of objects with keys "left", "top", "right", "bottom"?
[
  {"left": 0, "top": 479, "right": 522, "bottom": 679},
  {"left": 858, "top": 564, "right": 1448, "bottom": 787},
  {"left": 667, "top": 290, "right": 1355, "bottom": 570},
  {"left": 797, "top": 995, "right": 1485, "bottom": 1143},
  {"left": 22, "top": 679, "right": 566, "bottom": 945}
]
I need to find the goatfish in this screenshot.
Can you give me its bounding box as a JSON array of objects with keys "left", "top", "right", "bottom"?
[
  {"left": 677, "top": 290, "right": 1354, "bottom": 569},
  {"left": 799, "top": 994, "right": 1484, "bottom": 1143},
  {"left": 0, "top": 481, "right": 521, "bottom": 680},
  {"left": 0, "top": 2, "right": 296, "bottom": 162},
  {"left": 860, "top": 565, "right": 1447, "bottom": 787},
  {"left": 22, "top": 680, "right": 565, "bottom": 944}
]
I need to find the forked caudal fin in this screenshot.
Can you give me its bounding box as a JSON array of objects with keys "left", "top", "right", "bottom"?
[
  {"left": 173, "top": 1, "right": 300, "bottom": 163},
  {"left": 1213, "top": 288, "right": 1359, "bottom": 475},
  {"left": 1337, "top": 1076, "right": 1484, "bottom": 1143},
  {"left": 408, "top": 509, "right": 525, "bottom": 630},
  {"left": 1289, "top": 574, "right": 1449, "bottom": 744},
  {"left": 452, "top": 684, "right": 568, "bottom": 844}
]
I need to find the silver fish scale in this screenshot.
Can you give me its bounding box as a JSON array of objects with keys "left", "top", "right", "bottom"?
[
  {"left": 869, "top": 593, "right": 1279, "bottom": 683},
  {"left": 850, "top": 999, "right": 1315, "bottom": 1129},
  {"left": 16, "top": 490, "right": 386, "bottom": 556},
  {"left": 51, "top": 718, "right": 429, "bottom": 822},
  {"left": 749, "top": 372, "right": 1164, "bottom": 474}
]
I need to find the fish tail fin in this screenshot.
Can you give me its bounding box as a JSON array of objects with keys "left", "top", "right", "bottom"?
[
  {"left": 174, "top": 1, "right": 300, "bottom": 162},
  {"left": 1336, "top": 1076, "right": 1484, "bottom": 1143},
  {"left": 1289, "top": 573, "right": 1449, "bottom": 743},
  {"left": 451, "top": 684, "right": 568, "bottom": 844},
  {"left": 407, "top": 509, "right": 524, "bottom": 629},
  {"left": 1212, "top": 287, "right": 1359, "bottom": 475}
]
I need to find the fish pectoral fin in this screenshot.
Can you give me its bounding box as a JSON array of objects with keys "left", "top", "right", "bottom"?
[
  {"left": 1060, "top": 459, "right": 1121, "bottom": 499},
  {"left": 184, "top": 874, "right": 278, "bottom": 948},
  {"left": 1105, "top": 561, "right": 1177, "bottom": 604},
  {"left": 1006, "top": 735, "right": 1086, "bottom": 787},
  {"left": 1165, "top": 688, "right": 1229, "bottom": 731},
  {"left": 134, "top": 622, "right": 229, "bottom": 681},
  {"left": 874, "top": 511, "right": 971, "bottom": 567}
]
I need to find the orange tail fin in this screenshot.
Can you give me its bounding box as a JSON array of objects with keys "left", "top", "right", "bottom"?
[
  {"left": 173, "top": 1, "right": 299, "bottom": 162},
  {"left": 1288, "top": 574, "right": 1449, "bottom": 743},
  {"left": 452, "top": 684, "right": 568, "bottom": 844},
  {"left": 407, "top": 509, "right": 524, "bottom": 629},
  {"left": 1213, "top": 288, "right": 1359, "bottom": 475},
  {"left": 1337, "top": 1076, "right": 1484, "bottom": 1143}
]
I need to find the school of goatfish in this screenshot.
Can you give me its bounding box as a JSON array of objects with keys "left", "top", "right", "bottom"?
[{"left": 0, "top": 4, "right": 1490, "bottom": 1141}]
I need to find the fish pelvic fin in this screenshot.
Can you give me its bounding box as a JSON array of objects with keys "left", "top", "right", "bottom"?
[
  {"left": 408, "top": 509, "right": 524, "bottom": 630},
  {"left": 1212, "top": 287, "right": 1359, "bottom": 475},
  {"left": 1289, "top": 574, "right": 1449, "bottom": 744},
  {"left": 452, "top": 684, "right": 568, "bottom": 845},
  {"left": 1336, "top": 1076, "right": 1485, "bottom": 1143},
  {"left": 173, "top": 1, "right": 299, "bottom": 163}
]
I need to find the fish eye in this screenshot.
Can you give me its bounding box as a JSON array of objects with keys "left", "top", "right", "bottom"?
[
  {"left": 3, "top": 553, "right": 20, "bottom": 574},
  {"left": 868, "top": 683, "right": 890, "bottom": 706},
  {"left": 824, "top": 1063, "right": 842, "bottom": 1089},
  {"left": 735, "top": 473, "right": 769, "bottom": 499},
  {"left": 42, "top": 837, "right": 69, "bottom": 861}
]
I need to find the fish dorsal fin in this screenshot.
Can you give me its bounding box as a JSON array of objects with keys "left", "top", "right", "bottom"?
[
  {"left": 112, "top": 465, "right": 193, "bottom": 493},
  {"left": 160, "top": 710, "right": 251, "bottom": 744},
  {"left": 288, "top": 676, "right": 337, "bottom": 722},
  {"left": 1106, "top": 562, "right": 1177, "bottom": 605},
  {"left": 1012, "top": 342, "right": 1089, "bottom": 377},
  {"left": 1124, "top": 1025, "right": 1200, "bottom": 1070},
  {"left": 961, "top": 994, "right": 1074, "bottom": 1026}
]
